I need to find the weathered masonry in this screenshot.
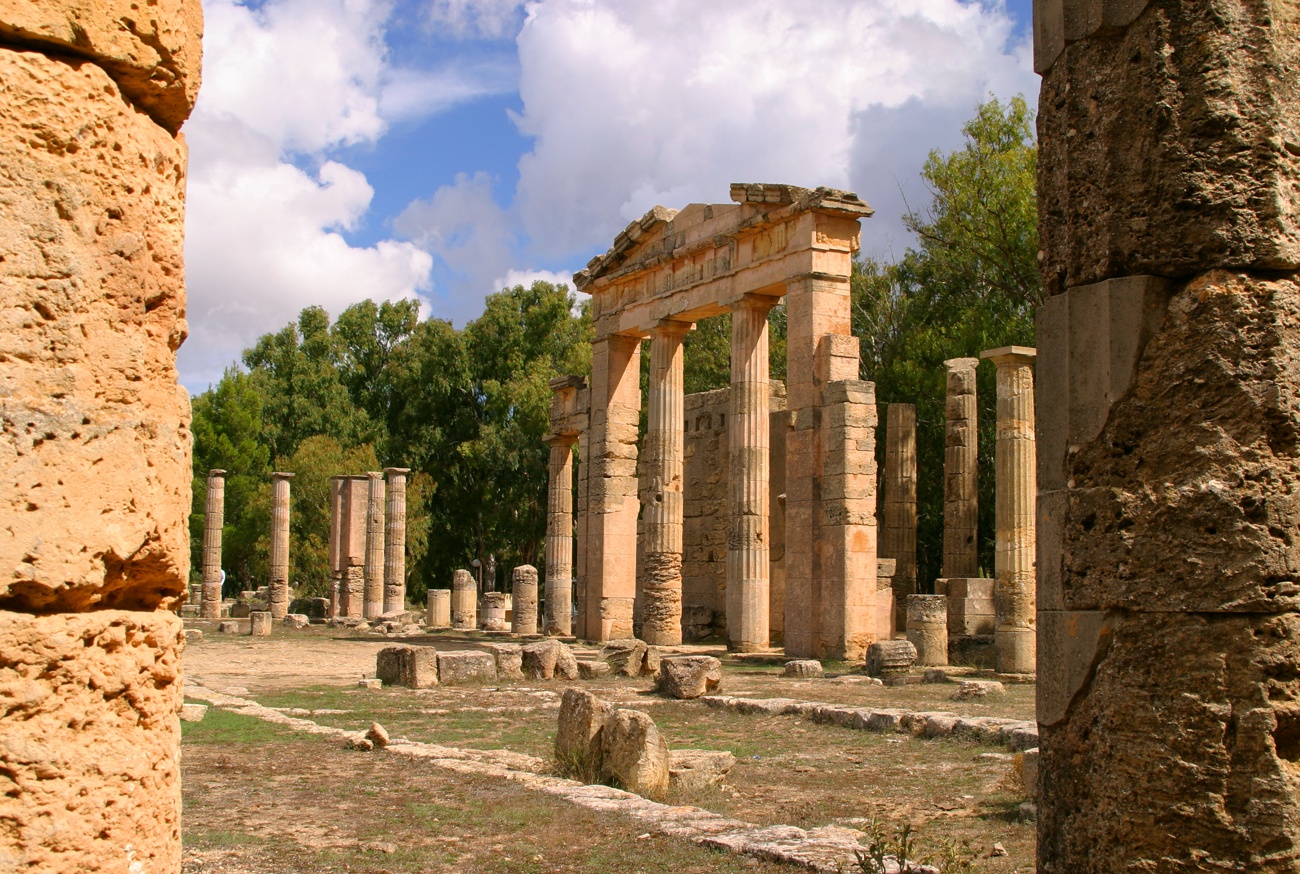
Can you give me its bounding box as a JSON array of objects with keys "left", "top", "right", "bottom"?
[{"left": 548, "top": 183, "right": 881, "bottom": 659}]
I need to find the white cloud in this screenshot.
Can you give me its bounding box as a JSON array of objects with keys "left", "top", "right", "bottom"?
[
  {"left": 425, "top": 0, "right": 526, "bottom": 39},
  {"left": 494, "top": 268, "right": 574, "bottom": 291},
  {"left": 509, "top": 0, "right": 1038, "bottom": 260}
]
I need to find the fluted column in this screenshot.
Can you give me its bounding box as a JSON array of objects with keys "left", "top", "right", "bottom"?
[
  {"left": 383, "top": 467, "right": 409, "bottom": 614},
  {"left": 727, "top": 297, "right": 772, "bottom": 652},
  {"left": 268, "top": 472, "right": 293, "bottom": 620},
  {"left": 942, "top": 357, "right": 980, "bottom": 578},
  {"left": 328, "top": 476, "right": 345, "bottom": 617},
  {"left": 363, "top": 471, "right": 385, "bottom": 619},
  {"left": 544, "top": 437, "right": 576, "bottom": 636},
  {"left": 200, "top": 469, "right": 226, "bottom": 619},
  {"left": 642, "top": 320, "right": 690, "bottom": 645},
  {"left": 981, "top": 346, "right": 1036, "bottom": 674},
  {"left": 881, "top": 404, "right": 917, "bottom": 632}
]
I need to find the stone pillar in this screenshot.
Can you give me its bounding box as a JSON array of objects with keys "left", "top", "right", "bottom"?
[
  {"left": 545, "top": 437, "right": 576, "bottom": 636},
  {"left": 512, "top": 565, "right": 539, "bottom": 635},
  {"left": 249, "top": 611, "right": 272, "bottom": 637},
  {"left": 363, "top": 471, "right": 385, "bottom": 619},
  {"left": 881, "top": 404, "right": 917, "bottom": 633},
  {"left": 480, "top": 592, "right": 507, "bottom": 631},
  {"left": 201, "top": 469, "right": 227, "bottom": 619},
  {"left": 981, "top": 347, "right": 1036, "bottom": 674},
  {"left": 426, "top": 589, "right": 451, "bottom": 627},
  {"left": 642, "top": 320, "right": 689, "bottom": 645},
  {"left": 328, "top": 476, "right": 345, "bottom": 618},
  {"left": 451, "top": 568, "right": 477, "bottom": 630},
  {"left": 942, "top": 357, "right": 980, "bottom": 578},
  {"left": 584, "top": 334, "right": 642, "bottom": 640},
  {"left": 906, "top": 594, "right": 948, "bottom": 667},
  {"left": 340, "top": 475, "right": 368, "bottom": 618},
  {"left": 268, "top": 472, "right": 293, "bottom": 620},
  {"left": 727, "top": 297, "right": 772, "bottom": 652},
  {"left": 383, "top": 468, "right": 409, "bottom": 614}
]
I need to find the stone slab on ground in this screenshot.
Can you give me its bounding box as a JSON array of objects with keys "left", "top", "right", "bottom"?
[
  {"left": 783, "top": 659, "right": 824, "bottom": 678},
  {"left": 484, "top": 643, "right": 524, "bottom": 681},
  {"left": 376, "top": 645, "right": 438, "bottom": 689},
  {"left": 436, "top": 650, "right": 497, "bottom": 685},
  {"left": 669, "top": 749, "right": 736, "bottom": 790}
]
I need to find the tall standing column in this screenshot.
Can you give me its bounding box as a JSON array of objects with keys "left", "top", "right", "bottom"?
[
  {"left": 363, "top": 471, "right": 385, "bottom": 619},
  {"left": 881, "top": 404, "right": 917, "bottom": 633},
  {"left": 383, "top": 468, "right": 409, "bottom": 614},
  {"left": 727, "top": 297, "right": 772, "bottom": 652},
  {"left": 201, "top": 469, "right": 226, "bottom": 619},
  {"left": 268, "top": 472, "right": 293, "bottom": 620},
  {"left": 328, "top": 476, "right": 345, "bottom": 618},
  {"left": 942, "top": 357, "right": 979, "bottom": 578},
  {"left": 642, "top": 321, "right": 689, "bottom": 645},
  {"left": 544, "top": 437, "right": 576, "bottom": 636},
  {"left": 981, "top": 347, "right": 1036, "bottom": 674}
]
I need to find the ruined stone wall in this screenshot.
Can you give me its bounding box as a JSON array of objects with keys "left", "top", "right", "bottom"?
[
  {"left": 1034, "top": 1, "right": 1300, "bottom": 869},
  {"left": 0, "top": 2, "right": 201, "bottom": 869}
]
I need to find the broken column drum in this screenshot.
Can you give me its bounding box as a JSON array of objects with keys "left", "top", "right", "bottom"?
[
  {"left": 268, "top": 472, "right": 293, "bottom": 620},
  {"left": 201, "top": 469, "right": 226, "bottom": 619},
  {"left": 881, "top": 403, "right": 918, "bottom": 633},
  {"left": 981, "top": 347, "right": 1036, "bottom": 675},
  {"left": 512, "top": 565, "right": 539, "bottom": 635},
  {"left": 426, "top": 589, "right": 451, "bottom": 627},
  {"left": 363, "top": 471, "right": 385, "bottom": 619},
  {"left": 906, "top": 594, "right": 948, "bottom": 667},
  {"left": 942, "top": 357, "right": 980, "bottom": 578},
  {"left": 451, "top": 569, "right": 477, "bottom": 630},
  {"left": 480, "top": 591, "right": 507, "bottom": 631},
  {"left": 383, "top": 467, "right": 409, "bottom": 614}
]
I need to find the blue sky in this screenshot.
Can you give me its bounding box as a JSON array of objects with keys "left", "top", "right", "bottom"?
[{"left": 179, "top": 0, "right": 1039, "bottom": 391}]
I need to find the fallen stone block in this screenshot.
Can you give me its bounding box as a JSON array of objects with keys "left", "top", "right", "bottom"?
[
  {"left": 657, "top": 656, "right": 722, "bottom": 699},
  {"left": 783, "top": 659, "right": 824, "bottom": 678},
  {"left": 1021, "top": 747, "right": 1039, "bottom": 800},
  {"left": 375, "top": 645, "right": 438, "bottom": 689},
  {"left": 282, "top": 613, "right": 310, "bottom": 629},
  {"left": 600, "top": 638, "right": 647, "bottom": 677},
  {"left": 950, "top": 679, "right": 1005, "bottom": 700},
  {"left": 217, "top": 620, "right": 239, "bottom": 634},
  {"left": 249, "top": 612, "right": 272, "bottom": 636},
  {"left": 179, "top": 703, "right": 207, "bottom": 723},
  {"left": 556, "top": 688, "right": 612, "bottom": 778},
  {"left": 484, "top": 643, "right": 524, "bottom": 681},
  {"left": 669, "top": 749, "right": 736, "bottom": 790},
  {"left": 357, "top": 678, "right": 382, "bottom": 690},
  {"left": 577, "top": 660, "right": 611, "bottom": 680},
  {"left": 866, "top": 639, "right": 916, "bottom": 678},
  {"left": 437, "top": 650, "right": 497, "bottom": 685},
  {"left": 555, "top": 641, "right": 579, "bottom": 680},
  {"left": 366, "top": 722, "right": 390, "bottom": 749},
  {"left": 600, "top": 709, "right": 670, "bottom": 799},
  {"left": 184, "top": 629, "right": 203, "bottom": 643}
]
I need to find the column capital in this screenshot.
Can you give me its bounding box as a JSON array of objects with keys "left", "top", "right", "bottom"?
[
  {"left": 545, "top": 433, "right": 578, "bottom": 448},
  {"left": 366, "top": 470, "right": 384, "bottom": 481},
  {"left": 981, "top": 345, "right": 1037, "bottom": 367},
  {"left": 650, "top": 319, "right": 693, "bottom": 338},
  {"left": 208, "top": 468, "right": 226, "bottom": 478},
  {"left": 943, "top": 356, "right": 980, "bottom": 371},
  {"left": 384, "top": 467, "right": 410, "bottom": 478},
  {"left": 729, "top": 293, "right": 777, "bottom": 314},
  {"left": 271, "top": 471, "right": 295, "bottom": 480}
]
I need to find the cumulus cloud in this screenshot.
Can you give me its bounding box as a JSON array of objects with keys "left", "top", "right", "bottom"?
[
  {"left": 424, "top": 0, "right": 526, "bottom": 39},
  {"left": 509, "top": 0, "right": 1038, "bottom": 260},
  {"left": 494, "top": 268, "right": 574, "bottom": 291}
]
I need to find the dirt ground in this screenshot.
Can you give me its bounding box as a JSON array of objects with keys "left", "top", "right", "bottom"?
[{"left": 182, "top": 625, "right": 1036, "bottom": 873}]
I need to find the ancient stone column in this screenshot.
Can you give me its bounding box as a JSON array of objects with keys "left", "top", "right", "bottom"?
[
  {"left": 363, "top": 471, "right": 385, "bottom": 619},
  {"left": 426, "top": 589, "right": 451, "bottom": 627},
  {"left": 480, "top": 591, "right": 507, "bottom": 631},
  {"left": 942, "top": 358, "right": 980, "bottom": 578},
  {"left": 268, "top": 472, "right": 293, "bottom": 620},
  {"left": 980, "top": 347, "right": 1036, "bottom": 674},
  {"left": 249, "top": 611, "right": 272, "bottom": 637},
  {"left": 342, "top": 475, "right": 368, "bottom": 618},
  {"left": 201, "top": 469, "right": 227, "bottom": 619},
  {"left": 545, "top": 437, "right": 576, "bottom": 636},
  {"left": 328, "top": 476, "right": 346, "bottom": 617},
  {"left": 451, "top": 569, "right": 477, "bottom": 630},
  {"left": 906, "top": 594, "right": 948, "bottom": 667},
  {"left": 512, "top": 565, "right": 539, "bottom": 635},
  {"left": 881, "top": 404, "right": 917, "bottom": 633},
  {"left": 727, "top": 297, "right": 772, "bottom": 652},
  {"left": 383, "top": 468, "right": 409, "bottom": 614},
  {"left": 642, "top": 320, "right": 690, "bottom": 645}
]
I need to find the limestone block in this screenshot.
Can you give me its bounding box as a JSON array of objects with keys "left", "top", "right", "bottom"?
[
  {"left": 669, "top": 749, "right": 736, "bottom": 790},
  {"left": 216, "top": 620, "right": 238, "bottom": 634},
  {"left": 642, "top": 645, "right": 661, "bottom": 677},
  {"left": 555, "top": 688, "right": 611, "bottom": 775},
  {"left": 554, "top": 641, "right": 579, "bottom": 681},
  {"left": 375, "top": 645, "right": 438, "bottom": 689},
  {"left": 480, "top": 591, "right": 507, "bottom": 631},
  {"left": 906, "top": 595, "right": 948, "bottom": 667},
  {"left": 249, "top": 612, "right": 271, "bottom": 637},
  {"left": 0, "top": 610, "right": 182, "bottom": 872},
  {"left": 951, "top": 680, "right": 1005, "bottom": 701},
  {"left": 426, "top": 589, "right": 451, "bottom": 628},
  {"left": 521, "top": 638, "right": 562, "bottom": 680},
  {"left": 1021, "top": 747, "right": 1039, "bottom": 800},
  {"left": 577, "top": 660, "right": 611, "bottom": 679},
  {"left": 183, "top": 628, "right": 202, "bottom": 643},
  {"left": 179, "top": 703, "right": 206, "bottom": 723},
  {"left": 783, "top": 659, "right": 824, "bottom": 679},
  {"left": 600, "top": 638, "right": 647, "bottom": 677},
  {"left": 0, "top": 0, "right": 202, "bottom": 133},
  {"left": 657, "top": 655, "right": 722, "bottom": 700},
  {"left": 1038, "top": 3, "right": 1300, "bottom": 294},
  {"left": 865, "top": 639, "right": 916, "bottom": 679},
  {"left": 282, "top": 614, "right": 309, "bottom": 629},
  {"left": 435, "top": 650, "right": 496, "bottom": 685},
  {"left": 365, "top": 722, "right": 389, "bottom": 749},
  {"left": 600, "top": 709, "right": 670, "bottom": 799},
  {"left": 484, "top": 643, "right": 524, "bottom": 681},
  {"left": 0, "top": 50, "right": 191, "bottom": 612},
  {"left": 511, "top": 565, "right": 539, "bottom": 635}
]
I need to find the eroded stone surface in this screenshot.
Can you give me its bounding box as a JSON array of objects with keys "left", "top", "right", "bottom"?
[
  {"left": 601, "top": 638, "right": 647, "bottom": 677},
  {"left": 376, "top": 645, "right": 437, "bottom": 689},
  {"left": 555, "top": 688, "right": 611, "bottom": 775},
  {"left": 600, "top": 709, "right": 670, "bottom": 799},
  {"left": 436, "top": 651, "right": 496, "bottom": 685},
  {"left": 657, "top": 655, "right": 722, "bottom": 699},
  {"left": 669, "top": 749, "right": 736, "bottom": 790},
  {"left": 484, "top": 643, "right": 523, "bottom": 681}
]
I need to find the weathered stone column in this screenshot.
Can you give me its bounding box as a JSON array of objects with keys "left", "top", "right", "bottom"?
[
  {"left": 980, "top": 347, "right": 1036, "bottom": 674},
  {"left": 383, "top": 467, "right": 409, "bottom": 614},
  {"left": 642, "top": 320, "right": 690, "bottom": 645},
  {"left": 268, "top": 472, "right": 293, "bottom": 620},
  {"left": 942, "top": 358, "right": 979, "bottom": 578},
  {"left": 341, "top": 476, "right": 367, "bottom": 618},
  {"left": 201, "top": 469, "right": 227, "bottom": 619},
  {"left": 363, "top": 471, "right": 385, "bottom": 619},
  {"left": 426, "top": 589, "right": 451, "bottom": 627},
  {"left": 451, "top": 568, "right": 477, "bottom": 630},
  {"left": 906, "top": 594, "right": 948, "bottom": 667},
  {"left": 727, "top": 297, "right": 772, "bottom": 652},
  {"left": 545, "top": 437, "right": 576, "bottom": 636},
  {"left": 512, "top": 565, "right": 539, "bottom": 635},
  {"left": 328, "top": 476, "right": 346, "bottom": 617},
  {"left": 881, "top": 404, "right": 917, "bottom": 632}
]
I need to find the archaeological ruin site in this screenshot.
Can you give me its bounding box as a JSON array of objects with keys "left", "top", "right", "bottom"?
[{"left": 3, "top": 0, "right": 1300, "bottom": 872}]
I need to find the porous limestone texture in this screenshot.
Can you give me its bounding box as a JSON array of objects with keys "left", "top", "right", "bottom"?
[
  {"left": 382, "top": 468, "right": 408, "bottom": 614},
  {"left": 362, "top": 472, "right": 385, "bottom": 619},
  {"left": 669, "top": 749, "right": 736, "bottom": 790},
  {"left": 783, "top": 660, "right": 824, "bottom": 679},
  {"left": 436, "top": 651, "right": 496, "bottom": 685},
  {"left": 450, "top": 569, "right": 476, "bottom": 630},
  {"left": 865, "top": 640, "right": 915, "bottom": 679},
  {"left": 426, "top": 588, "right": 451, "bottom": 628},
  {"left": 905, "top": 595, "right": 948, "bottom": 668},
  {"left": 556, "top": 688, "right": 611, "bottom": 773},
  {"left": 657, "top": 655, "right": 722, "bottom": 700},
  {"left": 484, "top": 643, "right": 524, "bottom": 681},
  {"left": 0, "top": 610, "right": 183, "bottom": 872},
  {"left": 600, "top": 638, "right": 648, "bottom": 677},
  {"left": 521, "top": 638, "right": 578, "bottom": 680},
  {"left": 480, "top": 591, "right": 507, "bottom": 632},
  {"left": 600, "top": 709, "right": 670, "bottom": 799},
  {"left": 249, "top": 611, "right": 271, "bottom": 637},
  {"left": 0, "top": 0, "right": 202, "bottom": 134},
  {"left": 376, "top": 645, "right": 437, "bottom": 689},
  {"left": 511, "top": 565, "right": 538, "bottom": 635},
  {"left": 268, "top": 472, "right": 292, "bottom": 620},
  {"left": 0, "top": 48, "right": 192, "bottom": 613},
  {"left": 942, "top": 358, "right": 980, "bottom": 577}
]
